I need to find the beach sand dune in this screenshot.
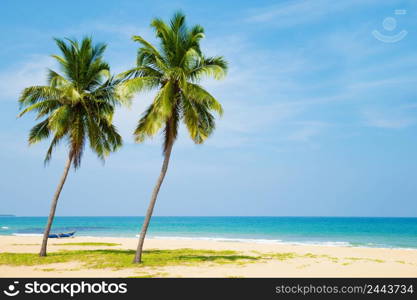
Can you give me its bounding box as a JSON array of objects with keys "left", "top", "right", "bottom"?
[{"left": 1, "top": 236, "right": 417, "bottom": 277}]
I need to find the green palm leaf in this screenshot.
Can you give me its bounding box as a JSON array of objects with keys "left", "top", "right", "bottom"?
[
  {"left": 121, "top": 12, "right": 228, "bottom": 263},
  {"left": 121, "top": 11, "right": 228, "bottom": 147},
  {"left": 19, "top": 37, "right": 124, "bottom": 167}
]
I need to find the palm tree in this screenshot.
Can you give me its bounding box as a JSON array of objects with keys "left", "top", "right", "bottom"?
[
  {"left": 120, "top": 12, "right": 228, "bottom": 263},
  {"left": 18, "top": 37, "right": 123, "bottom": 256}
]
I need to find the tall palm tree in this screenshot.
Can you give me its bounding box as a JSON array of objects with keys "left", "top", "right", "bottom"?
[
  {"left": 120, "top": 12, "right": 228, "bottom": 263},
  {"left": 18, "top": 37, "right": 123, "bottom": 256}
]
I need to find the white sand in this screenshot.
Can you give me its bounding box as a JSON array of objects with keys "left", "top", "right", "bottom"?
[{"left": 1, "top": 236, "right": 417, "bottom": 277}]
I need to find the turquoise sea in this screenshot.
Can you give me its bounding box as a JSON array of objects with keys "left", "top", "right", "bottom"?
[{"left": 1, "top": 216, "right": 417, "bottom": 249}]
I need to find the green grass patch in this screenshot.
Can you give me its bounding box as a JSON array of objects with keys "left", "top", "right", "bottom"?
[
  {"left": 267, "top": 252, "right": 298, "bottom": 261},
  {"left": 260, "top": 251, "right": 393, "bottom": 265},
  {"left": 263, "top": 252, "right": 340, "bottom": 262},
  {"left": 53, "top": 242, "right": 121, "bottom": 247},
  {"left": 306, "top": 253, "right": 339, "bottom": 262},
  {"left": 345, "top": 257, "right": 385, "bottom": 263},
  {"left": 303, "top": 253, "right": 319, "bottom": 259},
  {"left": 0, "top": 248, "right": 258, "bottom": 270},
  {"left": 128, "top": 271, "right": 170, "bottom": 278}
]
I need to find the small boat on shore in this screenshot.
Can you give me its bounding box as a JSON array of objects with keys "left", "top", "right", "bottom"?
[{"left": 48, "top": 231, "right": 76, "bottom": 238}]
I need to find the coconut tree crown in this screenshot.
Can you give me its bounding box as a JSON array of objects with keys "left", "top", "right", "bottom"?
[
  {"left": 120, "top": 11, "right": 228, "bottom": 153},
  {"left": 18, "top": 37, "right": 123, "bottom": 168}
]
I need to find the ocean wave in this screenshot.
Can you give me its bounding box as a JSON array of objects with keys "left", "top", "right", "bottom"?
[
  {"left": 7, "top": 232, "right": 414, "bottom": 250},
  {"left": 150, "top": 236, "right": 356, "bottom": 247},
  {"left": 152, "top": 236, "right": 284, "bottom": 244},
  {"left": 281, "top": 241, "right": 352, "bottom": 247},
  {"left": 1, "top": 226, "right": 9, "bottom": 229},
  {"left": 149, "top": 237, "right": 417, "bottom": 249}
]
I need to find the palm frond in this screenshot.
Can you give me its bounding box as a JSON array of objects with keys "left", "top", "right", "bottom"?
[
  {"left": 189, "top": 56, "right": 228, "bottom": 81},
  {"left": 28, "top": 119, "right": 51, "bottom": 145},
  {"left": 181, "top": 83, "right": 223, "bottom": 116},
  {"left": 124, "top": 12, "right": 227, "bottom": 151},
  {"left": 19, "top": 86, "right": 61, "bottom": 107},
  {"left": 118, "top": 76, "right": 160, "bottom": 97},
  {"left": 19, "top": 37, "right": 125, "bottom": 167},
  {"left": 182, "top": 96, "right": 215, "bottom": 144},
  {"left": 134, "top": 103, "right": 165, "bottom": 143}
]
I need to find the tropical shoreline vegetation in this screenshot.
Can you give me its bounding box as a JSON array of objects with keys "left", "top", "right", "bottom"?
[
  {"left": 2, "top": 235, "right": 417, "bottom": 278},
  {"left": 18, "top": 12, "right": 227, "bottom": 263},
  {"left": 0, "top": 248, "right": 256, "bottom": 269}
]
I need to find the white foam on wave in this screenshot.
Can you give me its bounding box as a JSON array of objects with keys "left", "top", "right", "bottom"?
[
  {"left": 12, "top": 233, "right": 42, "bottom": 237},
  {"left": 1, "top": 226, "right": 9, "bottom": 229},
  {"left": 152, "top": 236, "right": 284, "bottom": 244},
  {"left": 150, "top": 237, "right": 417, "bottom": 249},
  {"left": 9, "top": 233, "right": 408, "bottom": 250},
  {"left": 282, "top": 241, "right": 352, "bottom": 247},
  {"left": 150, "top": 236, "right": 355, "bottom": 247}
]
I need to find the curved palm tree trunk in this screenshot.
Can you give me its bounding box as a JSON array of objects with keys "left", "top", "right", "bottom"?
[
  {"left": 39, "top": 154, "right": 73, "bottom": 257},
  {"left": 133, "top": 140, "right": 174, "bottom": 263}
]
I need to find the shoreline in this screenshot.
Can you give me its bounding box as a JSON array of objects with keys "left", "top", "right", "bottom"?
[
  {"left": 1, "top": 235, "right": 417, "bottom": 277},
  {"left": 3, "top": 234, "right": 417, "bottom": 251}
]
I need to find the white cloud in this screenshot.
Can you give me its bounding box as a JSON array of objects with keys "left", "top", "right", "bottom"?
[
  {"left": 111, "top": 33, "right": 317, "bottom": 148},
  {"left": 361, "top": 108, "right": 415, "bottom": 129},
  {"left": 85, "top": 22, "right": 151, "bottom": 39},
  {"left": 245, "top": 0, "right": 377, "bottom": 27},
  {"left": 6, "top": 10, "right": 414, "bottom": 152},
  {"left": 0, "top": 55, "right": 55, "bottom": 101},
  {"left": 219, "top": 101, "right": 302, "bottom": 133},
  {"left": 286, "top": 121, "right": 328, "bottom": 142}
]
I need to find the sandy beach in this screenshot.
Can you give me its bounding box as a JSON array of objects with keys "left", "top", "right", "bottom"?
[{"left": 1, "top": 235, "right": 417, "bottom": 277}]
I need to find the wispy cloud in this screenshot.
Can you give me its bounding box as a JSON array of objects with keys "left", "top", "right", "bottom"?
[
  {"left": 361, "top": 108, "right": 415, "bottom": 129},
  {"left": 4, "top": 6, "right": 415, "bottom": 153},
  {"left": 111, "top": 33, "right": 319, "bottom": 148},
  {"left": 84, "top": 22, "right": 150, "bottom": 39},
  {"left": 245, "top": 0, "right": 377, "bottom": 27},
  {"left": 286, "top": 121, "right": 329, "bottom": 142},
  {"left": 0, "top": 55, "right": 54, "bottom": 101}
]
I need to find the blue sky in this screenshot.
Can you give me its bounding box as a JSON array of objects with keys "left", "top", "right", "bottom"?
[{"left": 1, "top": 0, "right": 417, "bottom": 216}]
